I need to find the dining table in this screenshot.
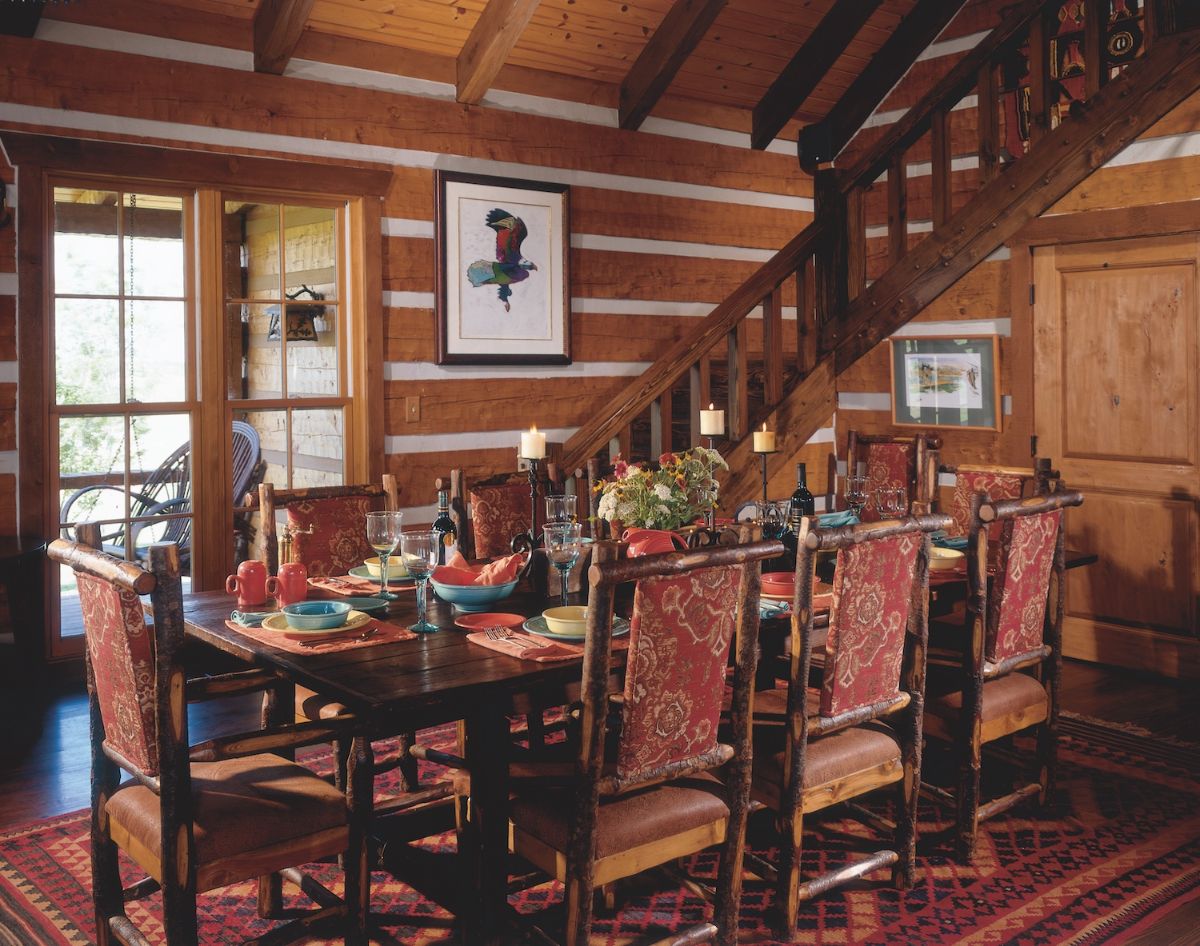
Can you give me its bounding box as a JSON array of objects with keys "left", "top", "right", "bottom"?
[{"left": 177, "top": 582, "right": 612, "bottom": 946}]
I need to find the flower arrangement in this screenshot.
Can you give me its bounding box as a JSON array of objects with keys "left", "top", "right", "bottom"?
[{"left": 595, "top": 447, "right": 728, "bottom": 531}]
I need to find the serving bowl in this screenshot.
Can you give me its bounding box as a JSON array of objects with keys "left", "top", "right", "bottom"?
[
  {"left": 542, "top": 605, "right": 587, "bottom": 636},
  {"left": 929, "top": 547, "right": 966, "bottom": 571},
  {"left": 761, "top": 571, "right": 795, "bottom": 598},
  {"left": 429, "top": 578, "right": 519, "bottom": 612},
  {"left": 282, "top": 599, "right": 352, "bottom": 630},
  {"left": 364, "top": 556, "right": 408, "bottom": 578}
]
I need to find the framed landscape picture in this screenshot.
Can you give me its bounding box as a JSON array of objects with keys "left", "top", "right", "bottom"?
[
  {"left": 889, "top": 335, "right": 1001, "bottom": 431},
  {"left": 435, "top": 171, "right": 570, "bottom": 365}
]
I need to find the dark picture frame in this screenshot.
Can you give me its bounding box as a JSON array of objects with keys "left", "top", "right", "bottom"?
[
  {"left": 889, "top": 334, "right": 1001, "bottom": 431},
  {"left": 435, "top": 170, "right": 571, "bottom": 365}
]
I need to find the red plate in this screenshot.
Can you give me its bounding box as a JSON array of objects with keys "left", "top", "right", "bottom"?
[
  {"left": 762, "top": 571, "right": 795, "bottom": 596},
  {"left": 454, "top": 612, "right": 527, "bottom": 632}
]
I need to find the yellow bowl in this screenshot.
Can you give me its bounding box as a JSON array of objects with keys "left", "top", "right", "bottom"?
[
  {"left": 929, "top": 547, "right": 965, "bottom": 571},
  {"left": 542, "top": 605, "right": 588, "bottom": 636},
  {"left": 364, "top": 556, "right": 408, "bottom": 578}
]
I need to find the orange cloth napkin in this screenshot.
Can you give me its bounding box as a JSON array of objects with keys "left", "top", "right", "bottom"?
[
  {"left": 466, "top": 629, "right": 630, "bottom": 662},
  {"left": 308, "top": 575, "right": 413, "bottom": 596},
  {"left": 436, "top": 551, "right": 525, "bottom": 586},
  {"left": 224, "top": 617, "right": 416, "bottom": 654}
]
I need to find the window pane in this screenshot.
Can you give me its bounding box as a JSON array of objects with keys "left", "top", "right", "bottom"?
[
  {"left": 283, "top": 205, "right": 337, "bottom": 301},
  {"left": 287, "top": 302, "right": 339, "bottom": 397},
  {"left": 231, "top": 201, "right": 283, "bottom": 301},
  {"left": 127, "top": 300, "right": 187, "bottom": 402},
  {"left": 58, "top": 414, "right": 125, "bottom": 529},
  {"left": 55, "top": 298, "right": 120, "bottom": 405},
  {"left": 124, "top": 193, "right": 185, "bottom": 298},
  {"left": 241, "top": 409, "right": 289, "bottom": 487},
  {"left": 231, "top": 303, "right": 283, "bottom": 400},
  {"left": 54, "top": 188, "right": 119, "bottom": 296},
  {"left": 291, "top": 408, "right": 343, "bottom": 489}
]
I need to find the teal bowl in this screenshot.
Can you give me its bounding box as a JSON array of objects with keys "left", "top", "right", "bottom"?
[
  {"left": 429, "top": 578, "right": 518, "bottom": 612},
  {"left": 282, "top": 600, "right": 352, "bottom": 630}
]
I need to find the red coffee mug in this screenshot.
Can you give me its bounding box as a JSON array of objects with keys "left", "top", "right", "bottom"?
[
  {"left": 621, "top": 528, "right": 689, "bottom": 558},
  {"left": 225, "top": 560, "right": 268, "bottom": 609},
  {"left": 266, "top": 562, "right": 308, "bottom": 608}
]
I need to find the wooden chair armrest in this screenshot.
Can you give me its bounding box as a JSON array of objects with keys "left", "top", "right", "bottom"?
[
  {"left": 186, "top": 669, "right": 283, "bottom": 703},
  {"left": 189, "top": 714, "right": 359, "bottom": 763},
  {"left": 409, "top": 744, "right": 467, "bottom": 770}
]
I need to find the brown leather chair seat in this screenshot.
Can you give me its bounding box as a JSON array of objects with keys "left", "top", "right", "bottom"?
[
  {"left": 510, "top": 773, "right": 728, "bottom": 862},
  {"left": 925, "top": 672, "right": 1048, "bottom": 742},
  {"left": 296, "top": 685, "right": 347, "bottom": 720},
  {"left": 755, "top": 721, "right": 902, "bottom": 794},
  {"left": 106, "top": 753, "right": 347, "bottom": 879}
]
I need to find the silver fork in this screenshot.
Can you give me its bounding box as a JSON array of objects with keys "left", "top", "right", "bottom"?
[
  {"left": 484, "top": 626, "right": 537, "bottom": 650},
  {"left": 300, "top": 627, "right": 379, "bottom": 648}
]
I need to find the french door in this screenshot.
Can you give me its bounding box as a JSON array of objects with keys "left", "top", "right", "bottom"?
[{"left": 49, "top": 184, "right": 356, "bottom": 658}]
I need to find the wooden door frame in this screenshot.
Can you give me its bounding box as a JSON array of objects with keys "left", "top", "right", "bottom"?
[
  {"left": 0, "top": 131, "right": 390, "bottom": 662},
  {"left": 1015, "top": 202, "right": 1200, "bottom": 679}
]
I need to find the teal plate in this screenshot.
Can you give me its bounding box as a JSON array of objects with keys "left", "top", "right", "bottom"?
[
  {"left": 336, "top": 596, "right": 391, "bottom": 616},
  {"left": 522, "top": 615, "right": 630, "bottom": 643},
  {"left": 347, "top": 565, "right": 415, "bottom": 586}
]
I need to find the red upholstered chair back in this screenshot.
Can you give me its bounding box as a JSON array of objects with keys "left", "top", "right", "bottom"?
[
  {"left": 821, "top": 532, "right": 922, "bottom": 716},
  {"left": 76, "top": 571, "right": 159, "bottom": 775},
  {"left": 618, "top": 564, "right": 741, "bottom": 780},
  {"left": 470, "top": 482, "right": 532, "bottom": 559},
  {"left": 986, "top": 509, "right": 1063, "bottom": 663},
  {"left": 859, "top": 442, "right": 914, "bottom": 523},
  {"left": 947, "top": 470, "right": 1027, "bottom": 538},
  {"left": 288, "top": 495, "right": 377, "bottom": 577}
]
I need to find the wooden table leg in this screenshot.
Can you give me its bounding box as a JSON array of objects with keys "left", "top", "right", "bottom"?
[{"left": 460, "top": 702, "right": 511, "bottom": 945}]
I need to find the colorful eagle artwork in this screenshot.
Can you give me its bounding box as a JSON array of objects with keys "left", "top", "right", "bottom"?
[{"left": 466, "top": 208, "right": 538, "bottom": 312}]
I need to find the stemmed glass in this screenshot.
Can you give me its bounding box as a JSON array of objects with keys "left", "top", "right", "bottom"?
[
  {"left": 543, "top": 521, "right": 582, "bottom": 607},
  {"left": 399, "top": 530, "right": 439, "bottom": 633},
  {"left": 365, "top": 510, "right": 404, "bottom": 600},
  {"left": 545, "top": 494, "right": 577, "bottom": 523},
  {"left": 875, "top": 487, "right": 907, "bottom": 520},
  {"left": 844, "top": 476, "right": 868, "bottom": 518}
]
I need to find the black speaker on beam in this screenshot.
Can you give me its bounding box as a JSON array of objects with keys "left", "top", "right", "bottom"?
[{"left": 798, "top": 122, "right": 836, "bottom": 169}]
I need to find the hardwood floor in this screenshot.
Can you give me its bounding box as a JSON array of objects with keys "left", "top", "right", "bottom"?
[{"left": 1, "top": 656, "right": 1196, "bottom": 941}]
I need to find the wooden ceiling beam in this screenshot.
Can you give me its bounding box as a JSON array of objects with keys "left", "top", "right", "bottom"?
[
  {"left": 619, "top": 0, "right": 728, "bottom": 131},
  {"left": 798, "top": 0, "right": 969, "bottom": 169},
  {"left": 253, "top": 0, "right": 315, "bottom": 75},
  {"left": 0, "top": 0, "right": 45, "bottom": 38},
  {"left": 456, "top": 0, "right": 542, "bottom": 105},
  {"left": 750, "top": 0, "right": 885, "bottom": 151}
]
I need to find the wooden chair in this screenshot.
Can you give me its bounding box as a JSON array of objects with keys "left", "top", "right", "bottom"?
[
  {"left": 49, "top": 529, "right": 369, "bottom": 946},
  {"left": 447, "top": 466, "right": 565, "bottom": 561},
  {"left": 748, "top": 512, "right": 950, "bottom": 938},
  {"left": 923, "top": 489, "right": 1083, "bottom": 862},
  {"left": 936, "top": 457, "right": 1060, "bottom": 537},
  {"left": 506, "top": 531, "right": 778, "bottom": 946},
  {"left": 844, "top": 429, "right": 940, "bottom": 521},
  {"left": 242, "top": 477, "right": 399, "bottom": 576}
]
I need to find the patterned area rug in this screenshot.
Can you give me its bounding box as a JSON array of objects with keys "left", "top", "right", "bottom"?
[{"left": 1, "top": 715, "right": 1196, "bottom": 946}]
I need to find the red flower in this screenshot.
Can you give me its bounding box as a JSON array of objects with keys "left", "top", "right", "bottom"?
[
  {"left": 613, "top": 456, "right": 629, "bottom": 480},
  {"left": 659, "top": 451, "right": 676, "bottom": 466}
]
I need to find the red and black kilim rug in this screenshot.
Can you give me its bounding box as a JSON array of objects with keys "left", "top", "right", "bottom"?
[{"left": 1, "top": 714, "right": 1197, "bottom": 945}]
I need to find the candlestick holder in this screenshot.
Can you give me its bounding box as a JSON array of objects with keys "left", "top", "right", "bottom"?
[
  {"left": 703, "top": 436, "right": 718, "bottom": 529},
  {"left": 754, "top": 447, "right": 778, "bottom": 505},
  {"left": 510, "top": 457, "right": 544, "bottom": 587}
]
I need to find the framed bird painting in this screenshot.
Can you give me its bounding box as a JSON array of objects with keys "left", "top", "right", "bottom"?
[{"left": 435, "top": 171, "right": 571, "bottom": 365}]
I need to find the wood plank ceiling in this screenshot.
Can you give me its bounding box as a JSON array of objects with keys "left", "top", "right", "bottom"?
[{"left": 50, "top": 0, "right": 936, "bottom": 146}]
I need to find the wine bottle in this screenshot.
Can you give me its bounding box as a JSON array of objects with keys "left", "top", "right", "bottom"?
[
  {"left": 432, "top": 487, "right": 458, "bottom": 565},
  {"left": 787, "top": 462, "right": 815, "bottom": 535}
]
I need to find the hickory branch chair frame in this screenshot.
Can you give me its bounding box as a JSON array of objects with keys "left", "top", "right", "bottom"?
[
  {"left": 748, "top": 512, "right": 951, "bottom": 938},
  {"left": 51, "top": 526, "right": 370, "bottom": 946},
  {"left": 923, "top": 488, "right": 1083, "bottom": 862},
  {"left": 503, "top": 530, "right": 780, "bottom": 946},
  {"left": 934, "top": 456, "right": 1060, "bottom": 537},
  {"left": 844, "top": 429, "right": 941, "bottom": 521}
]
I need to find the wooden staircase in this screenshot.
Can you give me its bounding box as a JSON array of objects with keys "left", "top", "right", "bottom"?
[{"left": 560, "top": 1, "right": 1200, "bottom": 504}]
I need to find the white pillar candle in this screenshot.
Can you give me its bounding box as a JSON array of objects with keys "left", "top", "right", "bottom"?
[
  {"left": 699, "top": 402, "right": 725, "bottom": 436},
  {"left": 520, "top": 425, "right": 547, "bottom": 459},
  {"left": 753, "top": 423, "right": 776, "bottom": 453}
]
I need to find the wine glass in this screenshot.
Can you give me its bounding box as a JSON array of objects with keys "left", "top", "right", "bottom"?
[
  {"left": 755, "top": 499, "right": 787, "bottom": 540},
  {"left": 545, "top": 494, "right": 577, "bottom": 523},
  {"left": 365, "top": 510, "right": 404, "bottom": 600},
  {"left": 875, "top": 487, "right": 907, "bottom": 520},
  {"left": 399, "top": 530, "right": 439, "bottom": 633},
  {"left": 543, "top": 521, "right": 582, "bottom": 607},
  {"left": 844, "top": 476, "right": 868, "bottom": 518}
]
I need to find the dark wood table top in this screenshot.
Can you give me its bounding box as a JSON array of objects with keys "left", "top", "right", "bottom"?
[{"left": 180, "top": 587, "right": 608, "bottom": 730}]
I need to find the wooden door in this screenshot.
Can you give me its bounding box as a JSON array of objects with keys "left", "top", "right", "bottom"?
[{"left": 1033, "top": 235, "right": 1200, "bottom": 678}]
